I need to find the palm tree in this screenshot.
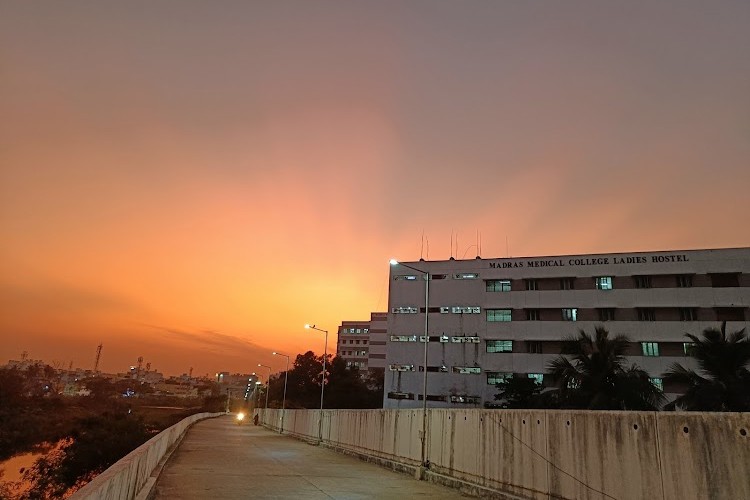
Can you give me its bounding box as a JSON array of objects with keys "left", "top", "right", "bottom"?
[
  {"left": 547, "top": 326, "right": 664, "bottom": 410},
  {"left": 663, "top": 322, "right": 750, "bottom": 411}
]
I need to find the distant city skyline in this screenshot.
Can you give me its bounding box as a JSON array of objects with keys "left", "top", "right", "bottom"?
[{"left": 2, "top": 1, "right": 749, "bottom": 375}]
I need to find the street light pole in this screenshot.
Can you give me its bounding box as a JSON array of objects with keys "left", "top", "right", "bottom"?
[
  {"left": 272, "top": 352, "right": 289, "bottom": 433},
  {"left": 258, "top": 363, "right": 272, "bottom": 409},
  {"left": 390, "top": 258, "right": 430, "bottom": 472},
  {"left": 305, "top": 324, "right": 329, "bottom": 442}
]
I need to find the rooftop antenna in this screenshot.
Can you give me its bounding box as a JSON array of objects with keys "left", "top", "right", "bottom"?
[
  {"left": 426, "top": 239, "right": 430, "bottom": 260},
  {"left": 21, "top": 350, "right": 28, "bottom": 361},
  {"left": 450, "top": 230, "right": 454, "bottom": 259},
  {"left": 420, "top": 230, "right": 425, "bottom": 260}
]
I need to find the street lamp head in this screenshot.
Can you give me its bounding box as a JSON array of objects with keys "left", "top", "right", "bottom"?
[
  {"left": 304, "top": 324, "right": 311, "bottom": 329},
  {"left": 258, "top": 363, "right": 262, "bottom": 367},
  {"left": 389, "top": 258, "right": 399, "bottom": 266},
  {"left": 272, "top": 352, "right": 278, "bottom": 355}
]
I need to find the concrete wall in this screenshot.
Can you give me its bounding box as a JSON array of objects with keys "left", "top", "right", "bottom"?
[
  {"left": 69, "top": 412, "right": 223, "bottom": 500},
  {"left": 258, "top": 408, "right": 750, "bottom": 500}
]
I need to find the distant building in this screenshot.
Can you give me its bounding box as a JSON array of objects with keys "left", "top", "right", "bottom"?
[
  {"left": 336, "top": 312, "right": 387, "bottom": 373},
  {"left": 384, "top": 247, "right": 750, "bottom": 408}
]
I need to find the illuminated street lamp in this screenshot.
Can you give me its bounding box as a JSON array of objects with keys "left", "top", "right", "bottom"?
[
  {"left": 305, "top": 323, "right": 329, "bottom": 441},
  {"left": 272, "top": 351, "right": 290, "bottom": 433},
  {"left": 390, "top": 258, "right": 430, "bottom": 471},
  {"left": 257, "top": 363, "right": 272, "bottom": 409}
]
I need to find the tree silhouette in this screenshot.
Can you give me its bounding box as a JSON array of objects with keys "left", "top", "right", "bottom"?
[
  {"left": 547, "top": 326, "right": 664, "bottom": 410},
  {"left": 663, "top": 322, "right": 750, "bottom": 411}
]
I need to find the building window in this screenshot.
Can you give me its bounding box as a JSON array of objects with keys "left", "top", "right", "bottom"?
[
  {"left": 355, "top": 328, "right": 361, "bottom": 333},
  {"left": 650, "top": 378, "right": 664, "bottom": 391},
  {"left": 562, "top": 308, "right": 578, "bottom": 321},
  {"left": 487, "top": 309, "right": 512, "bottom": 322},
  {"left": 394, "top": 274, "right": 418, "bottom": 281},
  {"left": 679, "top": 308, "right": 697, "bottom": 321},
  {"left": 452, "top": 366, "right": 482, "bottom": 374},
  {"left": 486, "top": 279, "right": 511, "bottom": 292},
  {"left": 454, "top": 273, "right": 479, "bottom": 280},
  {"left": 676, "top": 275, "right": 693, "bottom": 288},
  {"left": 526, "top": 341, "right": 542, "bottom": 354},
  {"left": 387, "top": 391, "right": 414, "bottom": 400},
  {"left": 486, "top": 340, "right": 513, "bottom": 353},
  {"left": 595, "top": 277, "right": 613, "bottom": 290},
  {"left": 710, "top": 273, "right": 740, "bottom": 288},
  {"left": 449, "top": 395, "right": 481, "bottom": 404},
  {"left": 598, "top": 308, "right": 615, "bottom": 321},
  {"left": 389, "top": 364, "right": 415, "bottom": 371},
  {"left": 431, "top": 274, "right": 448, "bottom": 280},
  {"left": 392, "top": 306, "right": 418, "bottom": 314},
  {"left": 635, "top": 276, "right": 652, "bottom": 289},
  {"left": 355, "top": 340, "right": 360, "bottom": 344},
  {"left": 487, "top": 372, "right": 513, "bottom": 385},
  {"left": 451, "top": 336, "right": 481, "bottom": 343},
  {"left": 638, "top": 308, "right": 656, "bottom": 321},
  {"left": 560, "top": 278, "right": 575, "bottom": 290},
  {"left": 715, "top": 307, "right": 745, "bottom": 321},
  {"left": 350, "top": 328, "right": 356, "bottom": 333},
  {"left": 525, "top": 279, "right": 538, "bottom": 291},
  {"left": 363, "top": 328, "right": 369, "bottom": 333},
  {"left": 528, "top": 373, "right": 544, "bottom": 385},
  {"left": 451, "top": 306, "right": 481, "bottom": 314},
  {"left": 526, "top": 309, "right": 540, "bottom": 321},
  {"left": 683, "top": 342, "right": 696, "bottom": 356},
  {"left": 641, "top": 342, "right": 660, "bottom": 357}
]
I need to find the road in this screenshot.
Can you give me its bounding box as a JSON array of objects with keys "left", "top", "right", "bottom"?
[{"left": 153, "top": 415, "right": 470, "bottom": 499}]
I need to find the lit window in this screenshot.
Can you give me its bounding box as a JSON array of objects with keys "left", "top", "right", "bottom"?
[
  {"left": 487, "top": 309, "right": 512, "bottom": 322},
  {"left": 363, "top": 328, "right": 369, "bottom": 333},
  {"left": 350, "top": 328, "right": 356, "bottom": 333},
  {"left": 440, "top": 306, "right": 451, "bottom": 314},
  {"left": 454, "top": 273, "right": 479, "bottom": 279},
  {"left": 486, "top": 279, "right": 511, "bottom": 292},
  {"left": 595, "top": 277, "right": 613, "bottom": 290},
  {"left": 355, "top": 328, "right": 361, "bottom": 333},
  {"left": 440, "top": 335, "right": 449, "bottom": 343},
  {"left": 527, "top": 373, "right": 544, "bottom": 384},
  {"left": 650, "top": 378, "right": 664, "bottom": 391},
  {"left": 487, "top": 372, "right": 513, "bottom": 385},
  {"left": 562, "top": 308, "right": 577, "bottom": 321},
  {"left": 486, "top": 340, "right": 513, "bottom": 353},
  {"left": 679, "top": 308, "right": 697, "bottom": 321},
  {"left": 641, "top": 342, "right": 660, "bottom": 357},
  {"left": 452, "top": 366, "right": 482, "bottom": 374}
]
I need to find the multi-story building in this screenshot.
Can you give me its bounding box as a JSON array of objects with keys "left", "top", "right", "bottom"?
[
  {"left": 384, "top": 247, "right": 750, "bottom": 408},
  {"left": 336, "top": 313, "right": 388, "bottom": 372}
]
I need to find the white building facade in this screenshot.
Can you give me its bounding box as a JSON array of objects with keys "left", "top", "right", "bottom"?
[{"left": 384, "top": 247, "right": 750, "bottom": 408}]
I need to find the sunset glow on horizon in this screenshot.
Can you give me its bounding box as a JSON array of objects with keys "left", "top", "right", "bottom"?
[{"left": 2, "top": 2, "right": 749, "bottom": 376}]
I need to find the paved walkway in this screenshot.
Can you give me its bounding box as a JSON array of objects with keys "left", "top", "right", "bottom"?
[{"left": 153, "top": 415, "right": 469, "bottom": 499}]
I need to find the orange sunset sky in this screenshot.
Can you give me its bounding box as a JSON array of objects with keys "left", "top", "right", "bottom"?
[{"left": 1, "top": 2, "right": 749, "bottom": 376}]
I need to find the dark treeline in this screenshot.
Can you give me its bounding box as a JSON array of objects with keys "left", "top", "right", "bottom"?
[
  {"left": 0, "top": 369, "right": 226, "bottom": 499},
  {"left": 262, "top": 352, "right": 383, "bottom": 410}
]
